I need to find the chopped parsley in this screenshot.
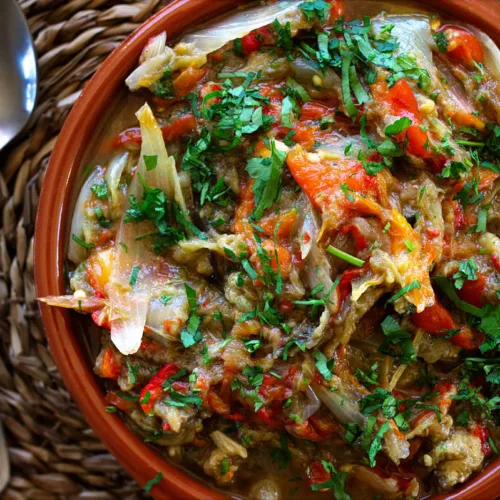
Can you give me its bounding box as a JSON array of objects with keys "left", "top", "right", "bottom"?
[
  {"left": 90, "top": 180, "right": 110, "bottom": 200},
  {"left": 379, "top": 316, "right": 417, "bottom": 364},
  {"left": 246, "top": 139, "right": 286, "bottom": 221},
  {"left": 313, "top": 351, "right": 334, "bottom": 381},
  {"left": 453, "top": 258, "right": 478, "bottom": 290}
]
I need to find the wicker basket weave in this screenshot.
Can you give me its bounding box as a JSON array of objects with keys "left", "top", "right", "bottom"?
[{"left": 0, "top": 1, "right": 177, "bottom": 498}]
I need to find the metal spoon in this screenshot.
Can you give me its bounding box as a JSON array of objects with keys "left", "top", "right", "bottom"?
[
  {"left": 0, "top": 1, "right": 37, "bottom": 489},
  {"left": 0, "top": 0, "right": 38, "bottom": 150}
]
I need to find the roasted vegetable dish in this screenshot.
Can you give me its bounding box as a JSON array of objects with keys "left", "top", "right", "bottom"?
[{"left": 41, "top": 0, "right": 500, "bottom": 498}]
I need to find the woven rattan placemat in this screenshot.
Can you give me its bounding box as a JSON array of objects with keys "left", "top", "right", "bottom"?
[{"left": 0, "top": 1, "right": 179, "bottom": 498}]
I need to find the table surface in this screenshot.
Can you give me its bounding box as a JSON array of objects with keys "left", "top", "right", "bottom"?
[{"left": 0, "top": 1, "right": 173, "bottom": 498}]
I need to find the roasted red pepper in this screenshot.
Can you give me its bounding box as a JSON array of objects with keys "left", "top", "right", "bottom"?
[
  {"left": 457, "top": 272, "right": 486, "bottom": 308},
  {"left": 437, "top": 25, "right": 485, "bottom": 69},
  {"left": 139, "top": 363, "right": 179, "bottom": 414}
]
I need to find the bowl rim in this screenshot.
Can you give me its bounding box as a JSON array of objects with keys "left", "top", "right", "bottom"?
[{"left": 34, "top": 0, "right": 500, "bottom": 499}]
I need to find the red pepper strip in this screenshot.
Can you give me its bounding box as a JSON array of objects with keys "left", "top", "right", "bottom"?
[
  {"left": 412, "top": 301, "right": 483, "bottom": 350},
  {"left": 240, "top": 27, "right": 271, "bottom": 55},
  {"left": 139, "top": 363, "right": 179, "bottom": 414},
  {"left": 108, "top": 113, "right": 197, "bottom": 149},
  {"left": 286, "top": 147, "right": 380, "bottom": 214},
  {"left": 437, "top": 25, "right": 485, "bottom": 70},
  {"left": 412, "top": 300, "right": 454, "bottom": 332},
  {"left": 300, "top": 102, "right": 334, "bottom": 121},
  {"left": 307, "top": 460, "right": 332, "bottom": 489},
  {"left": 337, "top": 267, "right": 367, "bottom": 305},
  {"left": 457, "top": 273, "right": 486, "bottom": 308},
  {"left": 371, "top": 79, "right": 431, "bottom": 159}
]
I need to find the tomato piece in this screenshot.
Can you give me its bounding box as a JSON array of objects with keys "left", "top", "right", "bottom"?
[
  {"left": 108, "top": 113, "right": 196, "bottom": 149},
  {"left": 162, "top": 113, "right": 197, "bottom": 142},
  {"left": 139, "top": 363, "right": 179, "bottom": 414},
  {"left": 99, "top": 347, "right": 121, "bottom": 380},
  {"left": 300, "top": 102, "right": 334, "bottom": 121},
  {"left": 307, "top": 460, "right": 332, "bottom": 488},
  {"left": 91, "top": 309, "right": 110, "bottom": 330},
  {"left": 372, "top": 79, "right": 420, "bottom": 123},
  {"left": 259, "top": 374, "right": 289, "bottom": 403},
  {"left": 371, "top": 79, "right": 431, "bottom": 158},
  {"left": 109, "top": 127, "right": 142, "bottom": 148},
  {"left": 438, "top": 25, "right": 485, "bottom": 69},
  {"left": 291, "top": 124, "right": 316, "bottom": 149},
  {"left": 241, "top": 33, "right": 261, "bottom": 54},
  {"left": 288, "top": 419, "right": 325, "bottom": 441},
  {"left": 277, "top": 298, "right": 294, "bottom": 315},
  {"left": 412, "top": 300, "right": 455, "bottom": 333},
  {"left": 452, "top": 327, "right": 484, "bottom": 351},
  {"left": 457, "top": 273, "right": 486, "bottom": 308},
  {"left": 404, "top": 124, "right": 430, "bottom": 158},
  {"left": 328, "top": 0, "right": 344, "bottom": 21},
  {"left": 471, "top": 422, "right": 492, "bottom": 454}
]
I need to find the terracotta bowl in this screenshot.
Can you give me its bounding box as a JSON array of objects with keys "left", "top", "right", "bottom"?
[{"left": 35, "top": 0, "right": 500, "bottom": 498}]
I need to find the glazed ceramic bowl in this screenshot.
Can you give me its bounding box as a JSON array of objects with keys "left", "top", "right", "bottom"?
[{"left": 35, "top": 0, "right": 500, "bottom": 498}]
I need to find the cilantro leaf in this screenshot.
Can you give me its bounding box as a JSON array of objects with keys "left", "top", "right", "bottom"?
[
  {"left": 385, "top": 117, "right": 412, "bottom": 136},
  {"left": 281, "top": 96, "right": 295, "bottom": 128},
  {"left": 242, "top": 365, "right": 264, "bottom": 387},
  {"left": 438, "top": 160, "right": 468, "bottom": 180},
  {"left": 143, "top": 155, "right": 158, "bottom": 171},
  {"left": 433, "top": 32, "right": 449, "bottom": 53},
  {"left": 246, "top": 139, "right": 286, "bottom": 221},
  {"left": 313, "top": 351, "right": 334, "bottom": 381},
  {"left": 379, "top": 316, "right": 417, "bottom": 364},
  {"left": 91, "top": 180, "right": 110, "bottom": 200},
  {"left": 153, "top": 67, "right": 175, "bottom": 98},
  {"left": 453, "top": 258, "right": 478, "bottom": 290},
  {"left": 298, "top": 0, "right": 331, "bottom": 23}
]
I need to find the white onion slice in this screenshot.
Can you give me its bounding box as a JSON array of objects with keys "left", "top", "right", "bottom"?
[
  {"left": 312, "top": 384, "right": 367, "bottom": 428},
  {"left": 181, "top": 0, "right": 304, "bottom": 56},
  {"left": 67, "top": 167, "right": 102, "bottom": 265}
]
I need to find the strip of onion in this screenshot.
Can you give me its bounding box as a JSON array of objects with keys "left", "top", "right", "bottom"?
[
  {"left": 312, "top": 384, "right": 367, "bottom": 428},
  {"left": 107, "top": 102, "right": 187, "bottom": 355},
  {"left": 135, "top": 103, "right": 188, "bottom": 213},
  {"left": 181, "top": 0, "right": 304, "bottom": 56},
  {"left": 104, "top": 152, "right": 129, "bottom": 216},
  {"left": 67, "top": 167, "right": 102, "bottom": 265}
]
